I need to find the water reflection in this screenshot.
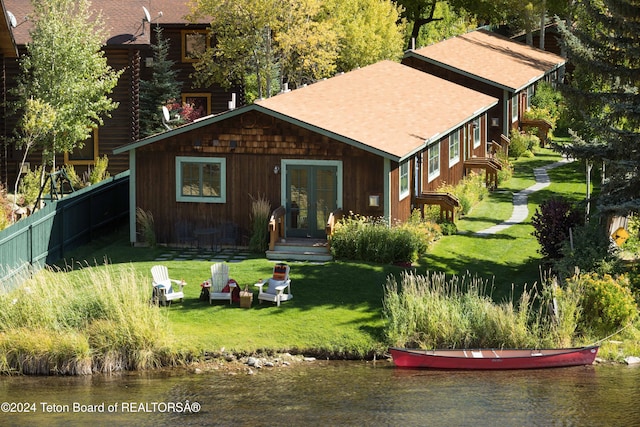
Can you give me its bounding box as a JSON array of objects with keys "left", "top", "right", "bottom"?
[{"left": 1, "top": 361, "right": 639, "bottom": 426}]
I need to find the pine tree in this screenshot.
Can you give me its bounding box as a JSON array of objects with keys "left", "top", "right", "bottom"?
[
  {"left": 139, "top": 26, "right": 182, "bottom": 138},
  {"left": 558, "top": 0, "right": 640, "bottom": 214}
]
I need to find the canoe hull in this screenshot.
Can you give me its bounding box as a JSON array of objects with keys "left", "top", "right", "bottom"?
[{"left": 389, "top": 346, "right": 599, "bottom": 370}]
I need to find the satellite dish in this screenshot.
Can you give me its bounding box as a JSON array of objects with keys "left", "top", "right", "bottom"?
[
  {"left": 7, "top": 11, "right": 17, "bottom": 28},
  {"left": 162, "top": 106, "right": 170, "bottom": 122},
  {"left": 142, "top": 6, "right": 151, "bottom": 23}
]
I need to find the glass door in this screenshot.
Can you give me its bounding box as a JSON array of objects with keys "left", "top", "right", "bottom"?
[{"left": 286, "top": 164, "right": 337, "bottom": 238}]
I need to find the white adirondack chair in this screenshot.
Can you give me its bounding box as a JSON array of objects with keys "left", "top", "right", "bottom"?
[
  {"left": 255, "top": 263, "right": 292, "bottom": 307},
  {"left": 210, "top": 263, "right": 236, "bottom": 304},
  {"left": 151, "top": 265, "right": 185, "bottom": 305}
]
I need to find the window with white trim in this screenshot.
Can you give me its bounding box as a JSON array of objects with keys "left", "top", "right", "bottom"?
[
  {"left": 511, "top": 93, "right": 519, "bottom": 122},
  {"left": 399, "top": 161, "right": 409, "bottom": 199},
  {"left": 449, "top": 130, "right": 460, "bottom": 166},
  {"left": 428, "top": 143, "right": 440, "bottom": 182},
  {"left": 473, "top": 118, "right": 481, "bottom": 148},
  {"left": 176, "top": 156, "right": 226, "bottom": 203},
  {"left": 526, "top": 84, "right": 535, "bottom": 110}
]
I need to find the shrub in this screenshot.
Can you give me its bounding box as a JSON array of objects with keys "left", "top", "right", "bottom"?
[
  {"left": 565, "top": 272, "right": 639, "bottom": 337},
  {"left": 63, "top": 164, "right": 85, "bottom": 190},
  {"left": 554, "top": 220, "right": 621, "bottom": 278},
  {"left": 495, "top": 151, "right": 513, "bottom": 184},
  {"left": 439, "top": 172, "right": 488, "bottom": 217},
  {"left": 0, "top": 184, "right": 11, "bottom": 230},
  {"left": 19, "top": 165, "right": 47, "bottom": 208},
  {"left": 531, "top": 197, "right": 583, "bottom": 259},
  {"left": 530, "top": 81, "right": 565, "bottom": 128},
  {"left": 509, "top": 130, "right": 540, "bottom": 159},
  {"left": 330, "top": 212, "right": 440, "bottom": 264},
  {"left": 248, "top": 194, "right": 271, "bottom": 253},
  {"left": 88, "top": 155, "right": 110, "bottom": 185}
]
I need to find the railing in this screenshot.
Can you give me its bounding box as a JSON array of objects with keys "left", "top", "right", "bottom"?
[
  {"left": 500, "top": 134, "right": 511, "bottom": 157},
  {"left": 325, "top": 208, "right": 344, "bottom": 248},
  {"left": 268, "top": 206, "right": 286, "bottom": 251},
  {"left": 414, "top": 193, "right": 459, "bottom": 223}
]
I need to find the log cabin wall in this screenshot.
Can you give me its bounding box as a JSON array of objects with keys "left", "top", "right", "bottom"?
[
  {"left": 134, "top": 111, "right": 387, "bottom": 243},
  {"left": 0, "top": 25, "right": 240, "bottom": 188},
  {"left": 158, "top": 27, "right": 242, "bottom": 113}
]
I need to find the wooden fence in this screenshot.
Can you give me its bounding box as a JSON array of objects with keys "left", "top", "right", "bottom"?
[{"left": 0, "top": 171, "right": 129, "bottom": 291}]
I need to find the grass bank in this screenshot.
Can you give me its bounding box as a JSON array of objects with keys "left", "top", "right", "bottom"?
[{"left": 1, "top": 149, "right": 638, "bottom": 373}]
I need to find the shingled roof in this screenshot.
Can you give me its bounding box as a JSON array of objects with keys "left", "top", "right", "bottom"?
[
  {"left": 5, "top": 0, "right": 205, "bottom": 46},
  {"left": 404, "top": 29, "right": 566, "bottom": 92},
  {"left": 116, "top": 60, "right": 498, "bottom": 162},
  {"left": 256, "top": 61, "right": 498, "bottom": 160}
]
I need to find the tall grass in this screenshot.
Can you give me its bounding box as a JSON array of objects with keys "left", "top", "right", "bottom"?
[
  {"left": 330, "top": 212, "right": 441, "bottom": 263},
  {"left": 383, "top": 271, "right": 580, "bottom": 349},
  {"left": 249, "top": 194, "right": 271, "bottom": 252},
  {"left": 0, "top": 263, "right": 180, "bottom": 375},
  {"left": 136, "top": 207, "right": 156, "bottom": 247}
]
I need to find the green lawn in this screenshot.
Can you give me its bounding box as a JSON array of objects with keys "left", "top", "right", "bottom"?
[
  {"left": 421, "top": 149, "right": 590, "bottom": 300},
  {"left": 55, "top": 148, "right": 598, "bottom": 357}
]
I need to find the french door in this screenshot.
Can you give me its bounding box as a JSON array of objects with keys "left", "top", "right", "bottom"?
[{"left": 285, "top": 163, "right": 339, "bottom": 238}]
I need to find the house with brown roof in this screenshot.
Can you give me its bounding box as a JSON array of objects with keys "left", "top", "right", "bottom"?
[
  {"left": 402, "top": 29, "right": 566, "bottom": 148},
  {"left": 114, "top": 60, "right": 498, "bottom": 256},
  {"left": 1, "top": 0, "right": 238, "bottom": 189}
]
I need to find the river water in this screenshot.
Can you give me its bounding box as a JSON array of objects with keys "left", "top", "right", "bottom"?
[{"left": 1, "top": 360, "right": 639, "bottom": 426}]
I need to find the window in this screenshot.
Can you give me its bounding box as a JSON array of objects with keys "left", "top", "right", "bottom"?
[
  {"left": 449, "top": 130, "right": 460, "bottom": 166},
  {"left": 473, "top": 118, "right": 481, "bottom": 148},
  {"left": 182, "top": 93, "right": 211, "bottom": 118},
  {"left": 176, "top": 156, "right": 226, "bottom": 203},
  {"left": 511, "top": 93, "right": 519, "bottom": 122},
  {"left": 65, "top": 129, "right": 98, "bottom": 165},
  {"left": 526, "top": 84, "right": 535, "bottom": 110},
  {"left": 399, "top": 161, "right": 409, "bottom": 199},
  {"left": 428, "top": 143, "right": 440, "bottom": 182},
  {"left": 182, "top": 30, "right": 209, "bottom": 62}
]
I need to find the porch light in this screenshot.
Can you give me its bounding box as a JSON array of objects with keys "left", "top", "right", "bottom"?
[{"left": 369, "top": 195, "right": 380, "bottom": 207}]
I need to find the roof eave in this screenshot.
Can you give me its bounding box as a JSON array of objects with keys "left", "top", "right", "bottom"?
[
  {"left": 404, "top": 50, "right": 566, "bottom": 94},
  {"left": 403, "top": 50, "right": 516, "bottom": 92},
  {"left": 114, "top": 104, "right": 402, "bottom": 161},
  {"left": 398, "top": 99, "right": 499, "bottom": 162}
]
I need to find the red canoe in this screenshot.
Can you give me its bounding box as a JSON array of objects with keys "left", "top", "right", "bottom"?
[{"left": 389, "top": 346, "right": 599, "bottom": 370}]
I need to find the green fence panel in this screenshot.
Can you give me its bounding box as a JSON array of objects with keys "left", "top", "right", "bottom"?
[{"left": 0, "top": 171, "right": 129, "bottom": 291}]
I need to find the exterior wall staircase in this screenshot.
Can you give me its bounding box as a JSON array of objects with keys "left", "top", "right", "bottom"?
[{"left": 266, "top": 238, "right": 332, "bottom": 263}]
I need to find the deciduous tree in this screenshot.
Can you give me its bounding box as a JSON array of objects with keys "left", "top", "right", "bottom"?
[
  {"left": 14, "top": 0, "right": 121, "bottom": 170},
  {"left": 189, "top": 0, "right": 404, "bottom": 101}
]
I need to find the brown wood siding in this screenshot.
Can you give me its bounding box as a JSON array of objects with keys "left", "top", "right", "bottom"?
[
  {"left": 388, "top": 160, "right": 412, "bottom": 223},
  {"left": 135, "top": 112, "right": 387, "bottom": 243}
]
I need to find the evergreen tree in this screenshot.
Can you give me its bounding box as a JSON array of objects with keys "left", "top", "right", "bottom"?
[
  {"left": 139, "top": 26, "right": 182, "bottom": 137},
  {"left": 558, "top": 0, "right": 640, "bottom": 214}
]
